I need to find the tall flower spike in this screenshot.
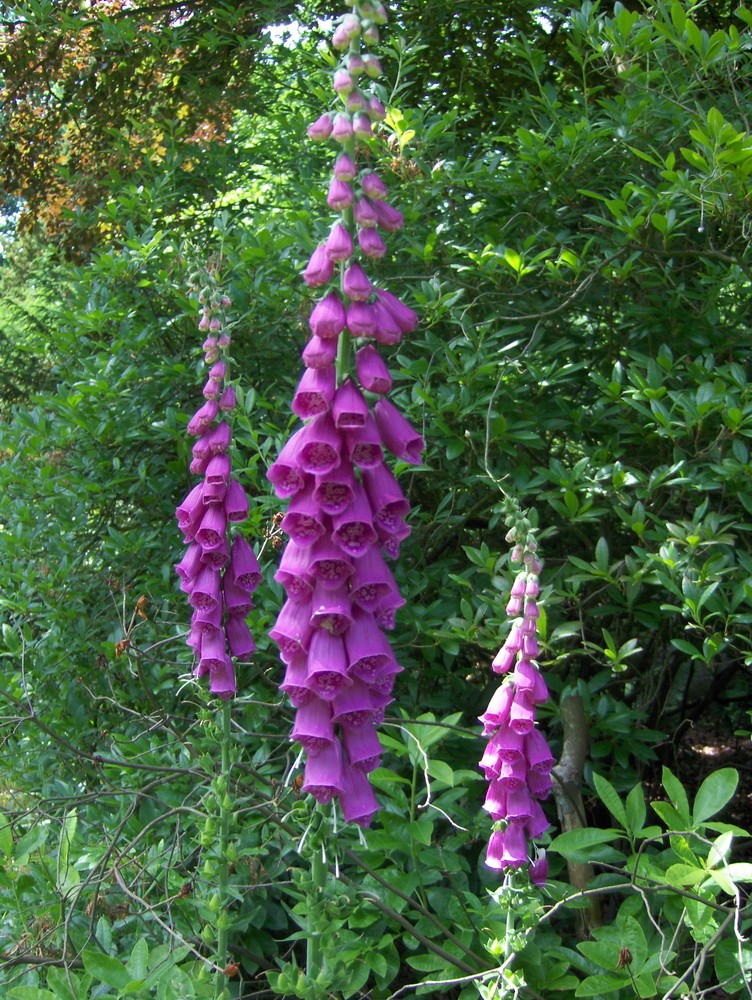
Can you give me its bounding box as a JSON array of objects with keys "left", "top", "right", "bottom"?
[
  {"left": 480, "top": 518, "right": 552, "bottom": 884},
  {"left": 269, "top": 0, "right": 422, "bottom": 827},
  {"left": 175, "top": 268, "right": 261, "bottom": 700}
]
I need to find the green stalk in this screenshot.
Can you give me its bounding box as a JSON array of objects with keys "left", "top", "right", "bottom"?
[
  {"left": 306, "top": 820, "right": 328, "bottom": 982},
  {"left": 214, "top": 698, "right": 232, "bottom": 999},
  {"left": 335, "top": 137, "right": 357, "bottom": 386}
]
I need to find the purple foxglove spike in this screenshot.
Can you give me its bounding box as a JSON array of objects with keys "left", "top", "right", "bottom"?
[
  {"left": 313, "top": 459, "right": 357, "bottom": 516},
  {"left": 229, "top": 535, "right": 261, "bottom": 591},
  {"left": 345, "top": 606, "right": 396, "bottom": 680},
  {"left": 345, "top": 413, "right": 383, "bottom": 468},
  {"left": 325, "top": 223, "right": 354, "bottom": 263},
  {"left": 175, "top": 541, "right": 203, "bottom": 584},
  {"left": 371, "top": 299, "right": 402, "bottom": 345},
  {"left": 525, "top": 576, "right": 540, "bottom": 598},
  {"left": 304, "top": 245, "right": 335, "bottom": 288},
  {"left": 356, "top": 344, "right": 392, "bottom": 394},
  {"left": 361, "top": 172, "right": 388, "bottom": 199},
  {"left": 363, "top": 53, "right": 383, "bottom": 79},
  {"left": 327, "top": 177, "right": 354, "bottom": 211},
  {"left": 342, "top": 723, "right": 382, "bottom": 773},
  {"left": 346, "top": 52, "right": 365, "bottom": 75},
  {"left": 522, "top": 634, "right": 539, "bottom": 658},
  {"left": 280, "top": 481, "right": 327, "bottom": 548},
  {"left": 357, "top": 227, "right": 387, "bottom": 259},
  {"left": 353, "top": 112, "right": 373, "bottom": 137},
  {"left": 302, "top": 740, "right": 344, "bottom": 804},
  {"left": 303, "top": 334, "right": 339, "bottom": 370},
  {"left": 275, "top": 539, "right": 315, "bottom": 600},
  {"left": 526, "top": 799, "right": 550, "bottom": 839},
  {"left": 353, "top": 197, "right": 378, "bottom": 228},
  {"left": 305, "top": 629, "right": 352, "bottom": 700},
  {"left": 266, "top": 428, "right": 308, "bottom": 499},
  {"left": 292, "top": 365, "right": 336, "bottom": 419},
  {"left": 187, "top": 399, "right": 219, "bottom": 436},
  {"left": 223, "top": 574, "right": 253, "bottom": 618},
  {"left": 375, "top": 288, "right": 418, "bottom": 333},
  {"left": 226, "top": 615, "right": 256, "bottom": 658},
  {"left": 208, "top": 656, "right": 236, "bottom": 700},
  {"left": 331, "top": 482, "right": 378, "bottom": 557},
  {"left": 188, "top": 565, "right": 222, "bottom": 613},
  {"left": 333, "top": 68, "right": 354, "bottom": 94},
  {"left": 525, "top": 729, "right": 555, "bottom": 774},
  {"left": 529, "top": 855, "right": 549, "bottom": 885},
  {"left": 308, "top": 536, "right": 355, "bottom": 590},
  {"left": 483, "top": 778, "right": 508, "bottom": 820},
  {"left": 372, "top": 199, "right": 403, "bottom": 231},
  {"left": 528, "top": 769, "right": 553, "bottom": 800},
  {"left": 292, "top": 695, "right": 336, "bottom": 752},
  {"left": 309, "top": 581, "right": 353, "bottom": 637},
  {"left": 270, "top": 597, "right": 314, "bottom": 662},
  {"left": 486, "top": 823, "right": 528, "bottom": 870},
  {"left": 345, "top": 301, "right": 377, "bottom": 338},
  {"left": 195, "top": 504, "right": 227, "bottom": 553},
  {"left": 205, "top": 452, "right": 231, "bottom": 486},
  {"left": 280, "top": 657, "right": 315, "bottom": 708},
  {"left": 331, "top": 113, "right": 354, "bottom": 143},
  {"left": 345, "top": 90, "right": 367, "bottom": 113},
  {"left": 374, "top": 398, "right": 424, "bottom": 465},
  {"left": 307, "top": 112, "right": 333, "bottom": 141},
  {"left": 362, "top": 461, "right": 410, "bottom": 529},
  {"left": 332, "top": 379, "right": 369, "bottom": 429},
  {"left": 499, "top": 756, "right": 527, "bottom": 791},
  {"left": 350, "top": 544, "right": 398, "bottom": 612},
  {"left": 334, "top": 153, "right": 357, "bottom": 181},
  {"left": 374, "top": 588, "right": 405, "bottom": 630},
  {"left": 296, "top": 411, "right": 342, "bottom": 476},
  {"left": 224, "top": 478, "right": 249, "bottom": 523},
  {"left": 176, "top": 482, "right": 205, "bottom": 527},
  {"left": 368, "top": 98, "right": 386, "bottom": 123},
  {"left": 198, "top": 629, "right": 228, "bottom": 673},
  {"left": 478, "top": 682, "right": 514, "bottom": 735},
  {"left": 219, "top": 385, "right": 236, "bottom": 412},
  {"left": 331, "top": 677, "right": 386, "bottom": 728},
  {"left": 340, "top": 765, "right": 379, "bottom": 826},
  {"left": 203, "top": 376, "right": 223, "bottom": 400},
  {"left": 343, "top": 262, "right": 372, "bottom": 302},
  {"left": 309, "top": 291, "right": 347, "bottom": 340},
  {"left": 506, "top": 595, "right": 523, "bottom": 616}
]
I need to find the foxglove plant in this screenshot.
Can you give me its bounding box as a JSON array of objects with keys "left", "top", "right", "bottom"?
[
  {"left": 175, "top": 270, "right": 261, "bottom": 699},
  {"left": 269, "top": 0, "right": 420, "bottom": 827},
  {"left": 480, "top": 518, "right": 553, "bottom": 883}
]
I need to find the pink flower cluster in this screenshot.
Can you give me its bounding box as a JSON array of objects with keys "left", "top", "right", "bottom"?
[
  {"left": 268, "top": 0, "right": 422, "bottom": 826},
  {"left": 479, "top": 529, "right": 553, "bottom": 882},
  {"left": 175, "top": 281, "right": 261, "bottom": 700}
]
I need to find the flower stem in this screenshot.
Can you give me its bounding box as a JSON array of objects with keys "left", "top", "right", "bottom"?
[
  {"left": 306, "top": 808, "right": 328, "bottom": 982},
  {"left": 214, "top": 698, "right": 232, "bottom": 999}
]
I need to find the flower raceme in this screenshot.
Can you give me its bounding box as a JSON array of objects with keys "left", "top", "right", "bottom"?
[
  {"left": 269, "top": 0, "right": 421, "bottom": 827},
  {"left": 175, "top": 277, "right": 261, "bottom": 700},
  {"left": 480, "top": 526, "right": 553, "bottom": 882}
]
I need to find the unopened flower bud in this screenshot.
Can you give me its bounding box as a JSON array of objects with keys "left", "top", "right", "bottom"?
[
  {"left": 334, "top": 153, "right": 356, "bottom": 181},
  {"left": 308, "top": 113, "right": 333, "bottom": 141},
  {"left": 331, "top": 114, "right": 354, "bottom": 143},
  {"left": 333, "top": 69, "right": 354, "bottom": 95},
  {"left": 363, "top": 54, "right": 383, "bottom": 78}
]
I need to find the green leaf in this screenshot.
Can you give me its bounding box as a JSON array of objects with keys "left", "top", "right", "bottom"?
[
  {"left": 6, "top": 991, "right": 58, "bottom": 1000},
  {"left": 14, "top": 823, "right": 49, "bottom": 863},
  {"left": 427, "top": 759, "right": 454, "bottom": 786},
  {"left": 45, "top": 967, "right": 78, "bottom": 1000},
  {"left": 549, "top": 828, "right": 624, "bottom": 864},
  {"left": 0, "top": 818, "right": 13, "bottom": 861},
  {"left": 82, "top": 950, "right": 132, "bottom": 990},
  {"left": 692, "top": 768, "right": 738, "bottom": 825},
  {"left": 661, "top": 767, "right": 690, "bottom": 823},
  {"left": 128, "top": 938, "right": 149, "bottom": 981},
  {"left": 575, "top": 972, "right": 629, "bottom": 995},
  {"left": 625, "top": 784, "right": 646, "bottom": 836},
  {"left": 593, "top": 773, "right": 627, "bottom": 828}
]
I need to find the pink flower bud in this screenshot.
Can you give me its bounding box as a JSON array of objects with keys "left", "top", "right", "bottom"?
[
  {"left": 334, "top": 153, "right": 356, "bottom": 181},
  {"left": 326, "top": 223, "right": 354, "bottom": 263},
  {"left": 353, "top": 113, "right": 373, "bottom": 137},
  {"left": 358, "top": 227, "right": 387, "bottom": 259},
  {"left": 372, "top": 199, "right": 403, "bottom": 231},
  {"left": 361, "top": 172, "right": 388, "bottom": 199},
  {"left": 347, "top": 53, "right": 366, "bottom": 75},
  {"left": 333, "top": 69, "right": 354, "bottom": 95},
  {"left": 363, "top": 54, "right": 383, "bottom": 78},
  {"left": 304, "top": 245, "right": 335, "bottom": 287},
  {"left": 362, "top": 23, "right": 379, "bottom": 45},
  {"left": 331, "top": 113, "right": 354, "bottom": 143},
  {"left": 343, "top": 262, "right": 372, "bottom": 302},
  {"left": 327, "top": 177, "right": 354, "bottom": 211},
  {"left": 368, "top": 96, "right": 386, "bottom": 121},
  {"left": 346, "top": 90, "right": 367, "bottom": 113},
  {"left": 307, "top": 113, "right": 333, "bottom": 141},
  {"left": 354, "top": 197, "right": 378, "bottom": 228}
]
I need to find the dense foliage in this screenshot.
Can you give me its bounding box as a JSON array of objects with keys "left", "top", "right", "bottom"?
[{"left": 1, "top": 0, "right": 751, "bottom": 996}]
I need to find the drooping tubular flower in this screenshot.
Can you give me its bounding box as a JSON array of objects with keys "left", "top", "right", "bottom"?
[
  {"left": 269, "top": 0, "right": 421, "bottom": 826},
  {"left": 479, "top": 518, "right": 553, "bottom": 884},
  {"left": 175, "top": 269, "right": 261, "bottom": 700}
]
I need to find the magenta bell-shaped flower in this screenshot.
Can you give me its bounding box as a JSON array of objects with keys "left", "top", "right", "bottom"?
[
  {"left": 307, "top": 113, "right": 333, "bottom": 141},
  {"left": 343, "top": 262, "right": 372, "bottom": 302},
  {"left": 340, "top": 765, "right": 379, "bottom": 826},
  {"left": 356, "top": 344, "right": 392, "bottom": 394},
  {"left": 302, "top": 740, "right": 344, "bottom": 804},
  {"left": 304, "top": 245, "right": 335, "bottom": 288},
  {"left": 292, "top": 365, "right": 336, "bottom": 419},
  {"left": 374, "top": 398, "right": 425, "bottom": 465},
  {"left": 309, "top": 291, "right": 347, "bottom": 339},
  {"left": 326, "top": 222, "right": 354, "bottom": 263}
]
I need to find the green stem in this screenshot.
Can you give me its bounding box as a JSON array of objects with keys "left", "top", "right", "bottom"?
[
  {"left": 306, "top": 812, "right": 329, "bottom": 982},
  {"left": 214, "top": 698, "right": 232, "bottom": 999}
]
